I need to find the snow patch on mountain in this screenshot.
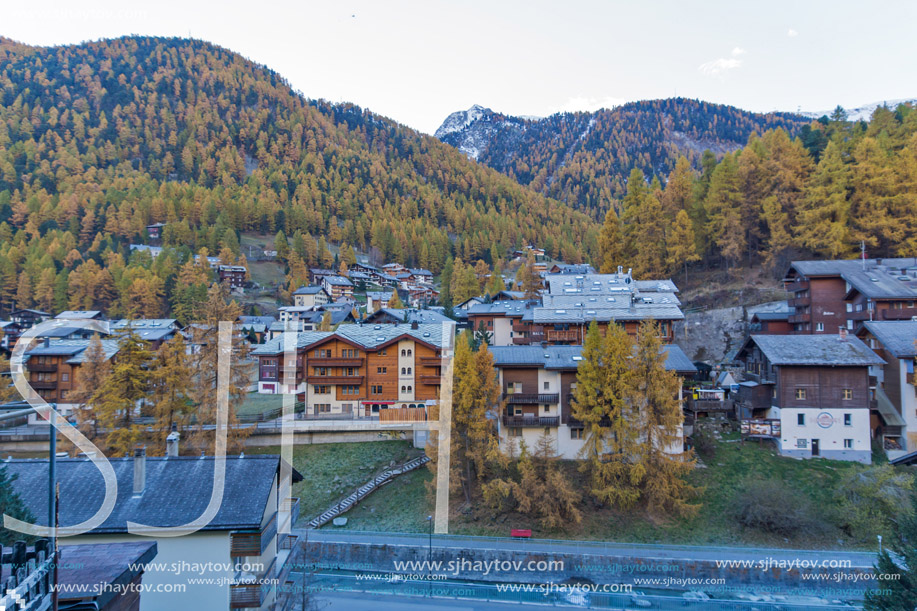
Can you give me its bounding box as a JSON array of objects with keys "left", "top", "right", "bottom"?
[
  {"left": 796, "top": 98, "right": 917, "bottom": 122},
  {"left": 433, "top": 104, "right": 489, "bottom": 139}
]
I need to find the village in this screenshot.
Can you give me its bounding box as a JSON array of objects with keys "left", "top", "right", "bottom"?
[{"left": 2, "top": 232, "right": 916, "bottom": 610}]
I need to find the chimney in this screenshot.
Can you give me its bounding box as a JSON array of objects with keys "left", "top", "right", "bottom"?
[
  {"left": 44, "top": 337, "right": 50, "bottom": 348},
  {"left": 133, "top": 446, "right": 146, "bottom": 495},
  {"left": 838, "top": 327, "right": 848, "bottom": 342},
  {"left": 166, "top": 426, "right": 180, "bottom": 457},
  {"left": 411, "top": 321, "right": 419, "bottom": 330}
]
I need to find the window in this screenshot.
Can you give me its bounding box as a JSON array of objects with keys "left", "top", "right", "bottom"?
[
  {"left": 847, "top": 320, "right": 854, "bottom": 330},
  {"left": 313, "top": 385, "right": 330, "bottom": 394},
  {"left": 543, "top": 382, "right": 550, "bottom": 390},
  {"left": 316, "top": 404, "right": 331, "bottom": 413},
  {"left": 842, "top": 389, "right": 852, "bottom": 400},
  {"left": 543, "top": 405, "right": 550, "bottom": 413},
  {"left": 406, "top": 367, "right": 412, "bottom": 374},
  {"left": 371, "top": 385, "right": 382, "bottom": 394},
  {"left": 61, "top": 373, "right": 69, "bottom": 382},
  {"left": 795, "top": 388, "right": 806, "bottom": 400},
  {"left": 401, "top": 385, "right": 406, "bottom": 393},
  {"left": 407, "top": 385, "right": 412, "bottom": 392},
  {"left": 509, "top": 428, "right": 522, "bottom": 437},
  {"left": 796, "top": 438, "right": 808, "bottom": 448},
  {"left": 407, "top": 349, "right": 412, "bottom": 356},
  {"left": 815, "top": 322, "right": 824, "bottom": 332},
  {"left": 344, "top": 367, "right": 358, "bottom": 376},
  {"left": 315, "top": 367, "right": 328, "bottom": 376},
  {"left": 843, "top": 413, "right": 852, "bottom": 426},
  {"left": 570, "top": 428, "right": 583, "bottom": 440},
  {"left": 379, "top": 349, "right": 387, "bottom": 356},
  {"left": 401, "top": 349, "right": 406, "bottom": 357},
  {"left": 843, "top": 439, "right": 853, "bottom": 449},
  {"left": 377, "top": 367, "right": 387, "bottom": 374},
  {"left": 314, "top": 349, "right": 331, "bottom": 358},
  {"left": 401, "top": 367, "right": 406, "bottom": 375},
  {"left": 797, "top": 413, "right": 805, "bottom": 426}
]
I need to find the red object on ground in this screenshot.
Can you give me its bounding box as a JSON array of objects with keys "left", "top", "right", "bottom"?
[{"left": 510, "top": 529, "right": 532, "bottom": 538}]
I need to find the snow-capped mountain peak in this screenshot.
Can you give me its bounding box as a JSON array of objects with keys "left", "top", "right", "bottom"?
[
  {"left": 795, "top": 98, "right": 917, "bottom": 122},
  {"left": 433, "top": 104, "right": 490, "bottom": 139}
]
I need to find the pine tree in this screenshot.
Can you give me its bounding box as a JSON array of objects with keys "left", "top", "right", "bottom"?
[
  {"left": 629, "top": 321, "right": 700, "bottom": 517},
  {"left": 666, "top": 209, "right": 700, "bottom": 283},
  {"left": 864, "top": 488, "right": 917, "bottom": 609},
  {"left": 91, "top": 328, "right": 153, "bottom": 456},
  {"left": 69, "top": 334, "right": 111, "bottom": 441},
  {"left": 572, "top": 321, "right": 643, "bottom": 508},
  {"left": 318, "top": 311, "right": 333, "bottom": 331},
  {"left": 0, "top": 466, "right": 34, "bottom": 545},
  {"left": 516, "top": 251, "right": 541, "bottom": 299},
  {"left": 388, "top": 290, "right": 403, "bottom": 309},
  {"left": 704, "top": 154, "right": 746, "bottom": 269},
  {"left": 187, "top": 283, "right": 252, "bottom": 455},
  {"left": 661, "top": 156, "right": 694, "bottom": 220},
  {"left": 484, "top": 262, "right": 506, "bottom": 296},
  {"left": 150, "top": 334, "right": 194, "bottom": 451}
]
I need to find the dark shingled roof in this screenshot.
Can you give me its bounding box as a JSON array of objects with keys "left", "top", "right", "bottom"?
[
  {"left": 57, "top": 543, "right": 158, "bottom": 607},
  {"left": 747, "top": 334, "right": 885, "bottom": 366},
  {"left": 3, "top": 455, "right": 284, "bottom": 534},
  {"left": 862, "top": 321, "right": 917, "bottom": 358},
  {"left": 488, "top": 344, "right": 696, "bottom": 374}
]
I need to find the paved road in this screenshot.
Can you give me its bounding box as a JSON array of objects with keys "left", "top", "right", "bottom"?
[
  {"left": 313, "top": 590, "right": 556, "bottom": 610},
  {"left": 302, "top": 529, "right": 877, "bottom": 568}
]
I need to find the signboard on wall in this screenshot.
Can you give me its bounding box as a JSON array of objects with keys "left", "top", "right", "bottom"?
[{"left": 741, "top": 419, "right": 781, "bottom": 437}]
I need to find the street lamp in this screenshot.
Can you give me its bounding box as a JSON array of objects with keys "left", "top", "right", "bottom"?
[{"left": 426, "top": 515, "right": 433, "bottom": 597}]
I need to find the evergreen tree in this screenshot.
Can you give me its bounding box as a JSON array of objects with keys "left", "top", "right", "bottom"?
[
  {"left": 0, "top": 466, "right": 34, "bottom": 545},
  {"left": 388, "top": 290, "right": 403, "bottom": 309},
  {"left": 572, "top": 321, "right": 643, "bottom": 508},
  {"left": 69, "top": 335, "right": 111, "bottom": 441},
  {"left": 629, "top": 321, "right": 700, "bottom": 517},
  {"left": 150, "top": 334, "right": 195, "bottom": 451},
  {"left": 598, "top": 207, "right": 624, "bottom": 274},
  {"left": 864, "top": 488, "right": 917, "bottom": 610},
  {"left": 666, "top": 209, "right": 700, "bottom": 283},
  {"left": 704, "top": 154, "right": 746, "bottom": 269}
]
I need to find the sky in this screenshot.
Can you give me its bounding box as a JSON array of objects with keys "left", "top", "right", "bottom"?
[{"left": 2, "top": 0, "right": 916, "bottom": 134}]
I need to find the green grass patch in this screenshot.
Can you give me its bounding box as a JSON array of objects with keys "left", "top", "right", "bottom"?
[
  {"left": 247, "top": 440, "right": 423, "bottom": 524},
  {"left": 235, "top": 393, "right": 283, "bottom": 417},
  {"left": 248, "top": 260, "right": 285, "bottom": 287}
]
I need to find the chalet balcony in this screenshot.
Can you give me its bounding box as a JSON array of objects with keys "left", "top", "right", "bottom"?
[
  {"left": 788, "top": 295, "right": 810, "bottom": 308},
  {"left": 503, "top": 393, "right": 560, "bottom": 404},
  {"left": 848, "top": 310, "right": 871, "bottom": 321},
  {"left": 418, "top": 374, "right": 442, "bottom": 385},
  {"left": 419, "top": 357, "right": 442, "bottom": 366},
  {"left": 503, "top": 415, "right": 560, "bottom": 428},
  {"left": 379, "top": 407, "right": 428, "bottom": 423},
  {"left": 308, "top": 357, "right": 364, "bottom": 366},
  {"left": 511, "top": 321, "right": 529, "bottom": 332},
  {"left": 784, "top": 279, "right": 809, "bottom": 292},
  {"left": 29, "top": 380, "right": 57, "bottom": 390},
  {"left": 787, "top": 313, "right": 809, "bottom": 324},
  {"left": 230, "top": 558, "right": 275, "bottom": 609},
  {"left": 546, "top": 329, "right": 580, "bottom": 342},
  {"left": 566, "top": 415, "right": 612, "bottom": 427},
  {"left": 879, "top": 308, "right": 917, "bottom": 321},
  {"left": 512, "top": 336, "right": 534, "bottom": 345},
  {"left": 230, "top": 512, "right": 277, "bottom": 557},
  {"left": 27, "top": 363, "right": 57, "bottom": 373},
  {"left": 305, "top": 375, "right": 364, "bottom": 384}
]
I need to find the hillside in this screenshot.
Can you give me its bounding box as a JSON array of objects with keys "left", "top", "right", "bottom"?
[
  {"left": 436, "top": 99, "right": 812, "bottom": 214},
  {"left": 0, "top": 36, "right": 598, "bottom": 318}
]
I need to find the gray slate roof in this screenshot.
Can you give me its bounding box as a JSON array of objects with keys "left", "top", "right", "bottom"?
[
  {"left": 862, "top": 321, "right": 917, "bottom": 358},
  {"left": 293, "top": 285, "right": 327, "bottom": 295},
  {"left": 254, "top": 322, "right": 452, "bottom": 355},
  {"left": 25, "top": 339, "right": 120, "bottom": 363},
  {"left": 368, "top": 308, "right": 453, "bottom": 324},
  {"left": 788, "top": 259, "right": 917, "bottom": 299},
  {"left": 3, "top": 455, "right": 282, "bottom": 533},
  {"left": 747, "top": 334, "right": 885, "bottom": 366},
  {"left": 488, "top": 344, "right": 696, "bottom": 373}
]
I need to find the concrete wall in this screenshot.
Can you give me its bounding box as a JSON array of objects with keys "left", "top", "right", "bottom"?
[
  {"left": 776, "top": 406, "right": 871, "bottom": 464},
  {"left": 303, "top": 540, "right": 877, "bottom": 595}
]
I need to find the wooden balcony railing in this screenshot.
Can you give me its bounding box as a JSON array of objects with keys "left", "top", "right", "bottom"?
[
  {"left": 788, "top": 295, "right": 810, "bottom": 308},
  {"left": 29, "top": 380, "right": 57, "bottom": 390},
  {"left": 419, "top": 357, "right": 442, "bottom": 366},
  {"left": 308, "top": 357, "right": 364, "bottom": 366},
  {"left": 418, "top": 374, "right": 442, "bottom": 385},
  {"left": 27, "top": 363, "right": 57, "bottom": 373},
  {"left": 379, "top": 407, "right": 427, "bottom": 422},
  {"left": 503, "top": 393, "right": 559, "bottom": 404},
  {"left": 503, "top": 415, "right": 560, "bottom": 427},
  {"left": 230, "top": 512, "right": 277, "bottom": 557},
  {"left": 879, "top": 308, "right": 917, "bottom": 321},
  {"left": 546, "top": 329, "right": 580, "bottom": 342},
  {"left": 305, "top": 375, "right": 364, "bottom": 384},
  {"left": 783, "top": 279, "right": 809, "bottom": 292}
]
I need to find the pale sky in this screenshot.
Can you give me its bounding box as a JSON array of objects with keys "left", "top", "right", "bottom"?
[{"left": 2, "top": 0, "right": 915, "bottom": 134}]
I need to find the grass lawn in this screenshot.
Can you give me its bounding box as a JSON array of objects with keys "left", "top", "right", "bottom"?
[
  {"left": 248, "top": 260, "right": 285, "bottom": 287},
  {"left": 247, "top": 440, "right": 424, "bottom": 525},
  {"left": 236, "top": 393, "right": 284, "bottom": 417}
]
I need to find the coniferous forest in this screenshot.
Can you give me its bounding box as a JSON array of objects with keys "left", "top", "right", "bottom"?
[{"left": 0, "top": 35, "right": 915, "bottom": 321}]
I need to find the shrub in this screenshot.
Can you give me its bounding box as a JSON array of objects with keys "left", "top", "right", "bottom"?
[
  {"left": 732, "top": 479, "right": 824, "bottom": 537},
  {"left": 691, "top": 424, "right": 717, "bottom": 458},
  {"left": 835, "top": 465, "right": 914, "bottom": 541}
]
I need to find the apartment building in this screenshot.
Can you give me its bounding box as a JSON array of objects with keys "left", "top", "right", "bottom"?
[
  {"left": 252, "top": 322, "right": 450, "bottom": 419},
  {"left": 23, "top": 339, "right": 120, "bottom": 421},
  {"left": 292, "top": 285, "right": 330, "bottom": 309},
  {"left": 734, "top": 333, "right": 883, "bottom": 463},
  {"left": 321, "top": 275, "right": 354, "bottom": 300},
  {"left": 468, "top": 268, "right": 683, "bottom": 346},
  {"left": 489, "top": 344, "right": 696, "bottom": 459},
  {"left": 783, "top": 258, "right": 917, "bottom": 334},
  {"left": 857, "top": 320, "right": 917, "bottom": 457}
]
